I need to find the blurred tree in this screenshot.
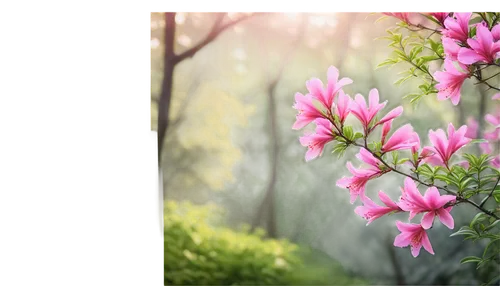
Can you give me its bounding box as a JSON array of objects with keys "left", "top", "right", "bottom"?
[
  {"left": 251, "top": 15, "right": 306, "bottom": 238},
  {"left": 156, "top": 12, "right": 254, "bottom": 186}
]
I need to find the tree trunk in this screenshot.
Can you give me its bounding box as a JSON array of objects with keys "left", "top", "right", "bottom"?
[
  {"left": 156, "top": 11, "right": 175, "bottom": 235},
  {"left": 251, "top": 81, "right": 280, "bottom": 237}
]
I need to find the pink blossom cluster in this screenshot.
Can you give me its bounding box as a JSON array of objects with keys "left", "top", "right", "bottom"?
[
  {"left": 292, "top": 66, "right": 474, "bottom": 257},
  {"left": 385, "top": 12, "right": 500, "bottom": 106},
  {"left": 465, "top": 94, "right": 500, "bottom": 168}
]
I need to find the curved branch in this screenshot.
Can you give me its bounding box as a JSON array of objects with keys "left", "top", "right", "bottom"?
[
  {"left": 172, "top": 13, "right": 256, "bottom": 64},
  {"left": 331, "top": 128, "right": 500, "bottom": 220}
]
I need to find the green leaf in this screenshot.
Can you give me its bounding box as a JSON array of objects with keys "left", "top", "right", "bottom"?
[
  {"left": 470, "top": 213, "right": 488, "bottom": 229},
  {"left": 353, "top": 132, "right": 364, "bottom": 140},
  {"left": 470, "top": 139, "right": 489, "bottom": 144},
  {"left": 391, "top": 152, "right": 399, "bottom": 166},
  {"left": 394, "top": 74, "right": 415, "bottom": 86},
  {"left": 460, "top": 256, "right": 482, "bottom": 264},
  {"left": 409, "top": 45, "right": 424, "bottom": 60},
  {"left": 397, "top": 158, "right": 410, "bottom": 165},
  {"left": 376, "top": 58, "right": 398, "bottom": 69},
  {"left": 451, "top": 226, "right": 479, "bottom": 238},
  {"left": 482, "top": 237, "right": 500, "bottom": 259},
  {"left": 342, "top": 126, "right": 354, "bottom": 141}
]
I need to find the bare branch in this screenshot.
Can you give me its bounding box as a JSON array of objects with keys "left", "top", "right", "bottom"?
[{"left": 172, "top": 13, "right": 256, "bottom": 64}]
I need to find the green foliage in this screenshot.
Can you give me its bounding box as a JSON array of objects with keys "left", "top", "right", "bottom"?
[
  {"left": 164, "top": 201, "right": 295, "bottom": 285},
  {"left": 164, "top": 201, "right": 366, "bottom": 285},
  {"left": 377, "top": 22, "right": 442, "bottom": 105}
]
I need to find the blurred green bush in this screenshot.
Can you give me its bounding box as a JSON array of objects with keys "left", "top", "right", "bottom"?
[{"left": 164, "top": 201, "right": 366, "bottom": 285}]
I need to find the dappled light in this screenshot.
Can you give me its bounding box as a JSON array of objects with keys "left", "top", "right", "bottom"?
[{"left": 153, "top": 12, "right": 500, "bottom": 285}]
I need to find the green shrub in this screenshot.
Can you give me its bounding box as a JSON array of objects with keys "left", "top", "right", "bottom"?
[{"left": 164, "top": 201, "right": 366, "bottom": 285}]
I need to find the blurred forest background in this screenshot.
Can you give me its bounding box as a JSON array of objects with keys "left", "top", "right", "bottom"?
[{"left": 152, "top": 12, "right": 497, "bottom": 285}]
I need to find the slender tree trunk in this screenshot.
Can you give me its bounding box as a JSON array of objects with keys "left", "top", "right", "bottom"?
[
  {"left": 156, "top": 11, "right": 175, "bottom": 235},
  {"left": 251, "top": 16, "right": 306, "bottom": 238},
  {"left": 251, "top": 81, "right": 280, "bottom": 237},
  {"left": 386, "top": 236, "right": 406, "bottom": 285}
]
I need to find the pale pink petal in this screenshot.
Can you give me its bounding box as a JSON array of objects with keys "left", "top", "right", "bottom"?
[
  {"left": 437, "top": 208, "right": 454, "bottom": 229},
  {"left": 306, "top": 78, "right": 325, "bottom": 104},
  {"left": 327, "top": 66, "right": 339, "bottom": 86},
  {"left": 379, "top": 191, "right": 399, "bottom": 209},
  {"left": 411, "top": 244, "right": 422, "bottom": 257},
  {"left": 485, "top": 114, "right": 500, "bottom": 127},
  {"left": 304, "top": 146, "right": 321, "bottom": 161},
  {"left": 378, "top": 106, "right": 403, "bottom": 125},
  {"left": 476, "top": 24, "right": 493, "bottom": 50},
  {"left": 435, "top": 194, "right": 456, "bottom": 208},
  {"left": 394, "top": 233, "right": 411, "bottom": 248},
  {"left": 444, "top": 56, "right": 461, "bottom": 74},
  {"left": 492, "top": 24, "right": 500, "bottom": 41},
  {"left": 492, "top": 93, "right": 500, "bottom": 100},
  {"left": 396, "top": 220, "right": 420, "bottom": 232},
  {"left": 368, "top": 88, "right": 380, "bottom": 109},
  {"left": 381, "top": 120, "right": 392, "bottom": 145},
  {"left": 422, "top": 186, "right": 444, "bottom": 208},
  {"left": 336, "top": 176, "right": 352, "bottom": 188},
  {"left": 458, "top": 47, "right": 485, "bottom": 64},
  {"left": 421, "top": 232, "right": 434, "bottom": 255},
  {"left": 421, "top": 212, "right": 435, "bottom": 229},
  {"left": 356, "top": 148, "right": 380, "bottom": 168}
]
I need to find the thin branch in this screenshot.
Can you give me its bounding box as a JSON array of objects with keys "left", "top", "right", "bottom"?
[
  {"left": 480, "top": 176, "right": 500, "bottom": 208},
  {"left": 172, "top": 13, "right": 256, "bottom": 64},
  {"left": 330, "top": 128, "right": 500, "bottom": 220}
]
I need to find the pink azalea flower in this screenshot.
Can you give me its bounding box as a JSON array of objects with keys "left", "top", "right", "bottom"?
[
  {"left": 335, "top": 90, "right": 352, "bottom": 124},
  {"left": 429, "top": 12, "right": 449, "bottom": 26},
  {"left": 299, "top": 118, "right": 335, "bottom": 161},
  {"left": 383, "top": 12, "right": 413, "bottom": 25},
  {"left": 493, "top": 93, "right": 500, "bottom": 100},
  {"left": 425, "top": 123, "right": 471, "bottom": 167},
  {"left": 442, "top": 37, "right": 461, "bottom": 61},
  {"left": 292, "top": 92, "right": 325, "bottom": 130},
  {"left": 492, "top": 24, "right": 500, "bottom": 41},
  {"left": 306, "top": 66, "right": 353, "bottom": 111},
  {"left": 381, "top": 124, "right": 419, "bottom": 153},
  {"left": 398, "top": 178, "right": 456, "bottom": 229},
  {"left": 394, "top": 221, "right": 434, "bottom": 257},
  {"left": 337, "top": 148, "right": 387, "bottom": 204},
  {"left": 381, "top": 120, "right": 393, "bottom": 146},
  {"left": 465, "top": 117, "right": 478, "bottom": 139},
  {"left": 492, "top": 156, "right": 500, "bottom": 169},
  {"left": 458, "top": 24, "right": 500, "bottom": 64},
  {"left": 410, "top": 132, "right": 421, "bottom": 155},
  {"left": 482, "top": 109, "right": 500, "bottom": 167},
  {"left": 442, "top": 12, "right": 472, "bottom": 43},
  {"left": 355, "top": 191, "right": 401, "bottom": 225},
  {"left": 374, "top": 106, "right": 403, "bottom": 128},
  {"left": 350, "top": 89, "right": 387, "bottom": 130},
  {"left": 434, "top": 59, "right": 470, "bottom": 105}
]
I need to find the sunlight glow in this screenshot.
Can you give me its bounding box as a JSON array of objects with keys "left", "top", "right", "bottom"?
[
  {"left": 233, "top": 26, "right": 244, "bottom": 34},
  {"left": 232, "top": 48, "right": 247, "bottom": 61},
  {"left": 151, "top": 38, "right": 160, "bottom": 49},
  {"left": 177, "top": 35, "right": 192, "bottom": 47},
  {"left": 175, "top": 13, "right": 186, "bottom": 25},
  {"left": 234, "top": 63, "right": 248, "bottom": 75}
]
